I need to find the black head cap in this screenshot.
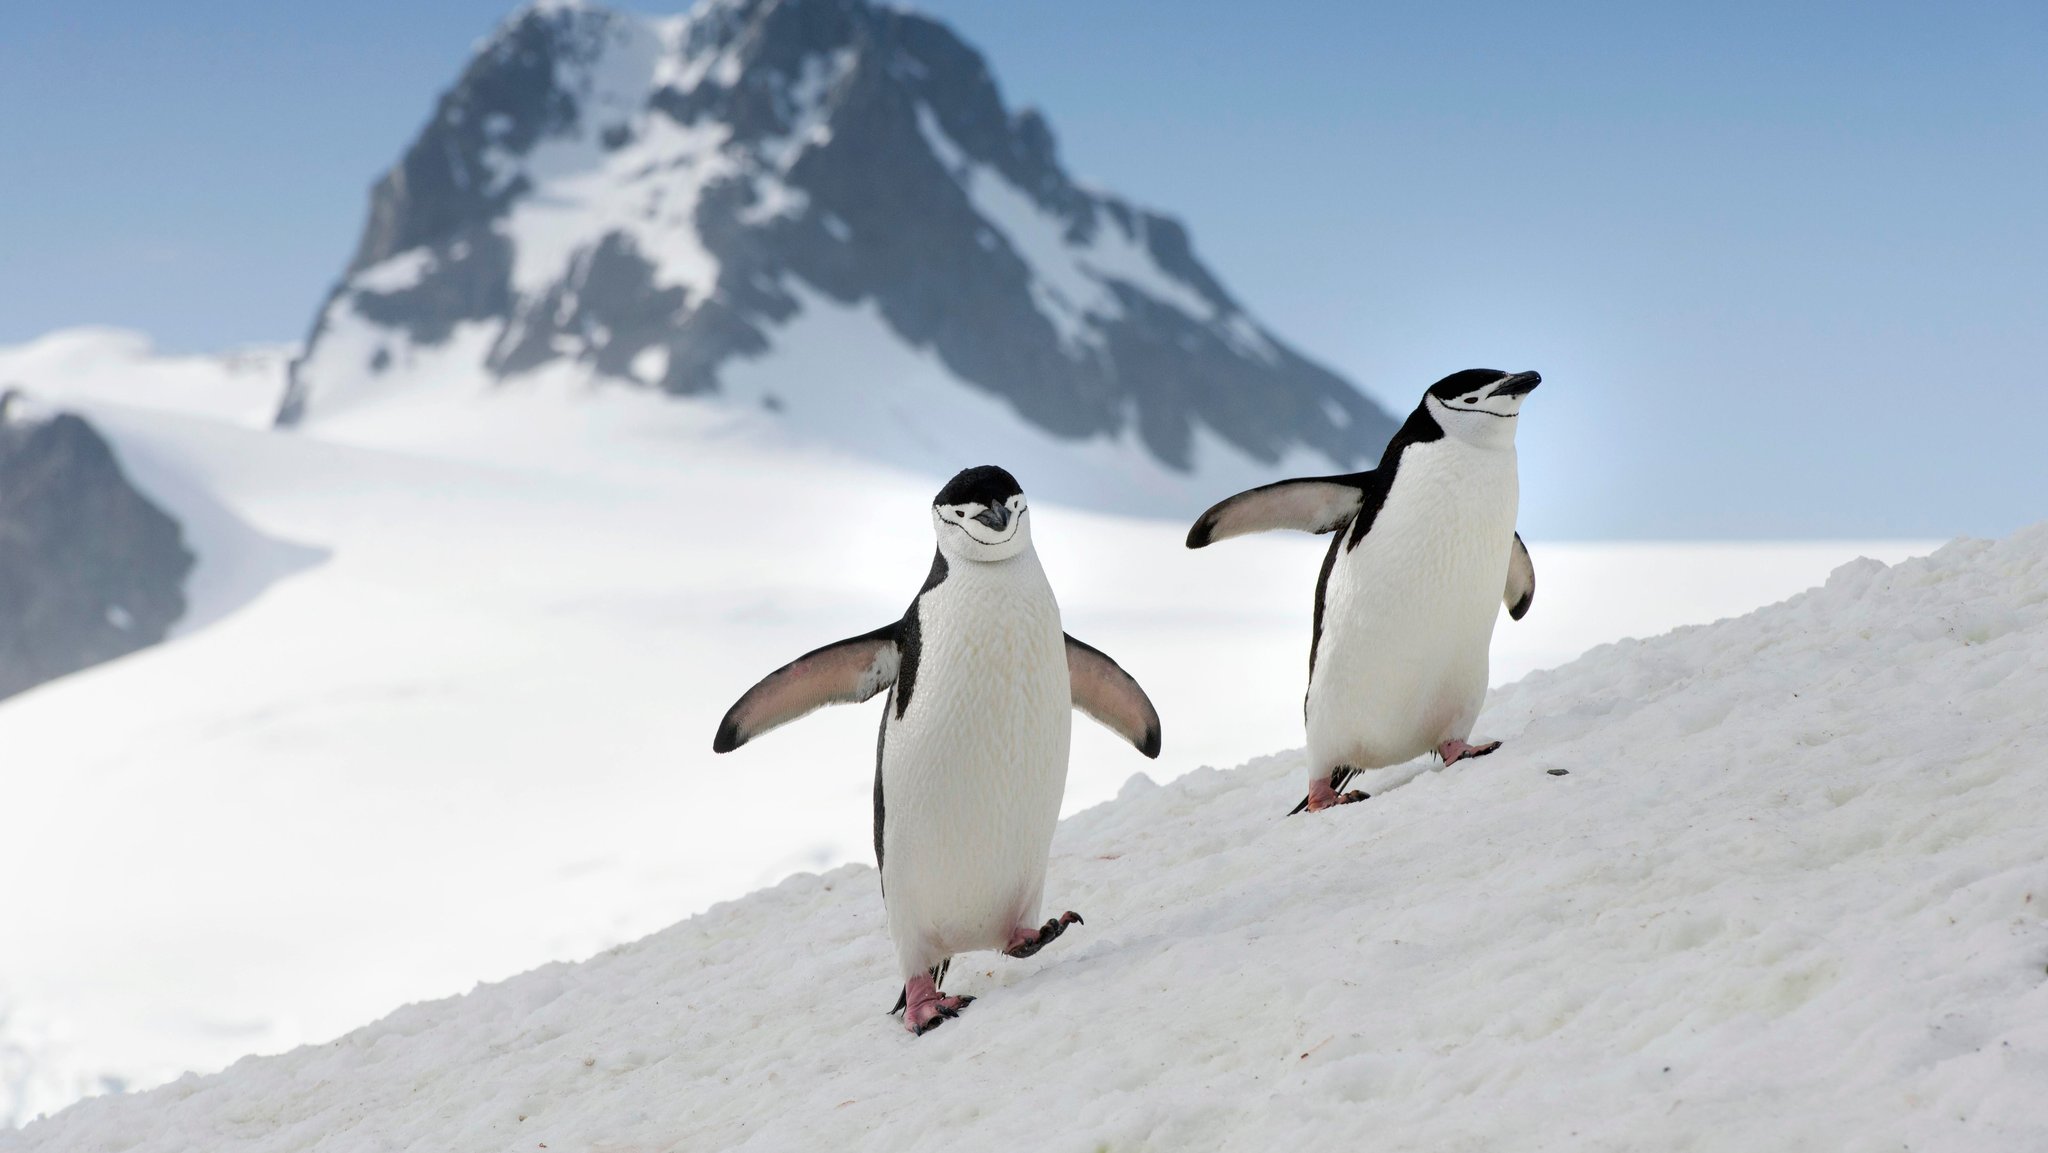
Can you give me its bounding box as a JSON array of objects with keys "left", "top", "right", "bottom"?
[
  {"left": 1426, "top": 369, "right": 1512, "bottom": 399},
  {"left": 933, "top": 465, "right": 1024, "bottom": 507}
]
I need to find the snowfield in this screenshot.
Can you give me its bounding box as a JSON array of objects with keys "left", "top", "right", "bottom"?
[
  {"left": 7, "top": 521, "right": 2043, "bottom": 1150},
  {"left": 0, "top": 311, "right": 1937, "bottom": 1136},
  {"left": 0, "top": 329, "right": 290, "bottom": 428}
]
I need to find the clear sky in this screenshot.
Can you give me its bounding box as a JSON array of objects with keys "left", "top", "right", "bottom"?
[{"left": 1, "top": 0, "right": 2043, "bottom": 539}]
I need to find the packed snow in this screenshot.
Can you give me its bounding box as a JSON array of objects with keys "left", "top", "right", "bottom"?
[
  {"left": 0, "top": 327, "right": 1937, "bottom": 1126},
  {"left": 7, "top": 521, "right": 2042, "bottom": 1150}
]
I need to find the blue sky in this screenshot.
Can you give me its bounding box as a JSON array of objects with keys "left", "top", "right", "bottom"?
[{"left": 1, "top": 0, "right": 2043, "bottom": 539}]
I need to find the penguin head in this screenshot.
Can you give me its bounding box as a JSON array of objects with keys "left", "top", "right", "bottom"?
[
  {"left": 931, "top": 465, "right": 1032, "bottom": 562},
  {"left": 1422, "top": 368, "right": 1541, "bottom": 448}
]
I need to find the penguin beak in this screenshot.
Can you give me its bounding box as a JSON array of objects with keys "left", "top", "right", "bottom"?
[
  {"left": 973, "top": 503, "right": 1012, "bottom": 531},
  {"left": 1491, "top": 371, "right": 1542, "bottom": 398}
]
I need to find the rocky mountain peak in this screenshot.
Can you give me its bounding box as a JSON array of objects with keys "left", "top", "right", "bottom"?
[{"left": 280, "top": 0, "right": 1393, "bottom": 504}]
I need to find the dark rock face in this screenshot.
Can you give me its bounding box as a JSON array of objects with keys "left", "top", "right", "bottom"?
[
  {"left": 281, "top": 0, "right": 1395, "bottom": 475},
  {"left": 0, "top": 410, "right": 193, "bottom": 701}
]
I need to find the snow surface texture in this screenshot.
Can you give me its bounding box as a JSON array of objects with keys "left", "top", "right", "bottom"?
[{"left": 6, "top": 526, "right": 2043, "bottom": 1149}]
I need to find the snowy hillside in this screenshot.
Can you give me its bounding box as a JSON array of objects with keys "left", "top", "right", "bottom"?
[
  {"left": 9, "top": 524, "right": 2041, "bottom": 1149},
  {"left": 0, "top": 318, "right": 1933, "bottom": 1132},
  {"left": 0, "top": 328, "right": 289, "bottom": 428},
  {"left": 278, "top": 0, "right": 1392, "bottom": 514}
]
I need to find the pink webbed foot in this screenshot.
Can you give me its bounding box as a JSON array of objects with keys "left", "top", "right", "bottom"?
[
  {"left": 899, "top": 972, "right": 975, "bottom": 1036},
  {"left": 1304, "top": 775, "right": 1369, "bottom": 813},
  {"left": 1439, "top": 738, "right": 1502, "bottom": 765},
  {"left": 1290, "top": 769, "right": 1368, "bottom": 815},
  {"left": 1005, "top": 911, "right": 1083, "bottom": 958}
]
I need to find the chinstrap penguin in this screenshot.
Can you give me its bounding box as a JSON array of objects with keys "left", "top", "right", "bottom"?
[
  {"left": 1186, "top": 369, "right": 1541, "bottom": 814},
  {"left": 713, "top": 466, "right": 1162, "bottom": 1034}
]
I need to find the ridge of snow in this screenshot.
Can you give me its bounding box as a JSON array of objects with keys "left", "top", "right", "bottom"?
[
  {"left": 916, "top": 103, "right": 1219, "bottom": 357},
  {"left": 483, "top": 11, "right": 731, "bottom": 304},
  {"left": 293, "top": 279, "right": 1337, "bottom": 518},
  {"left": 348, "top": 249, "right": 438, "bottom": 294},
  {"left": 0, "top": 329, "right": 290, "bottom": 428},
  {"left": 479, "top": 16, "right": 852, "bottom": 306},
  {"left": 498, "top": 113, "right": 735, "bottom": 301},
  {"left": 9, "top": 525, "right": 2042, "bottom": 1150}
]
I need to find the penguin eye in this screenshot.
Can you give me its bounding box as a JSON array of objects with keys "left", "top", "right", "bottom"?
[{"left": 1464, "top": 396, "right": 1480, "bottom": 404}]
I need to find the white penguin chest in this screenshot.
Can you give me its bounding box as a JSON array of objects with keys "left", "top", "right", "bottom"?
[
  {"left": 879, "top": 551, "right": 1071, "bottom": 920},
  {"left": 1309, "top": 439, "right": 1519, "bottom": 761},
  {"left": 896, "top": 560, "right": 1070, "bottom": 765}
]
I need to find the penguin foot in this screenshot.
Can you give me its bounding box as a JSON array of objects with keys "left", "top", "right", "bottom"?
[
  {"left": 1005, "top": 911, "right": 1084, "bottom": 958},
  {"left": 1297, "top": 775, "right": 1369, "bottom": 814},
  {"left": 900, "top": 972, "right": 975, "bottom": 1035},
  {"left": 1439, "top": 739, "right": 1502, "bottom": 765}
]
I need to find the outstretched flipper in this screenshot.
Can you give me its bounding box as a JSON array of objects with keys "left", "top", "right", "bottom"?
[
  {"left": 1185, "top": 474, "right": 1368, "bottom": 548},
  {"left": 1065, "top": 635, "right": 1162, "bottom": 758},
  {"left": 712, "top": 625, "right": 900, "bottom": 752},
  {"left": 1505, "top": 532, "right": 1535, "bottom": 620}
]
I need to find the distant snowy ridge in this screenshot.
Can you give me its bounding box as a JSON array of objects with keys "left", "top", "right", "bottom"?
[
  {"left": 278, "top": 0, "right": 1393, "bottom": 514},
  {"left": 11, "top": 526, "right": 2044, "bottom": 1150},
  {"left": 0, "top": 329, "right": 289, "bottom": 428}
]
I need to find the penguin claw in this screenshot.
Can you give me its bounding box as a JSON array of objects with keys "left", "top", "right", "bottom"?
[
  {"left": 905, "top": 993, "right": 974, "bottom": 1035},
  {"left": 1005, "top": 911, "right": 1084, "bottom": 958},
  {"left": 1298, "top": 779, "right": 1371, "bottom": 814},
  {"left": 900, "top": 971, "right": 975, "bottom": 1035},
  {"left": 1439, "top": 739, "right": 1502, "bottom": 765}
]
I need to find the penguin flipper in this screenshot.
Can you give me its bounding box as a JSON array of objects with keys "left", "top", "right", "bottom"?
[
  {"left": 1064, "top": 634, "right": 1163, "bottom": 758},
  {"left": 1185, "top": 474, "right": 1368, "bottom": 548},
  {"left": 712, "top": 625, "right": 900, "bottom": 752},
  {"left": 1505, "top": 531, "right": 1535, "bottom": 621}
]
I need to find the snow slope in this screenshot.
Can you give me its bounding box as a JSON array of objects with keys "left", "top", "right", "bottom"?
[
  {"left": 0, "top": 345, "right": 1932, "bottom": 1125},
  {"left": 7, "top": 526, "right": 2044, "bottom": 1150}
]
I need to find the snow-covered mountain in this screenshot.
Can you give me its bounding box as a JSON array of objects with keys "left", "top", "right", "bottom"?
[
  {"left": 7, "top": 526, "right": 2043, "bottom": 1150},
  {"left": 278, "top": 0, "right": 1393, "bottom": 512}
]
